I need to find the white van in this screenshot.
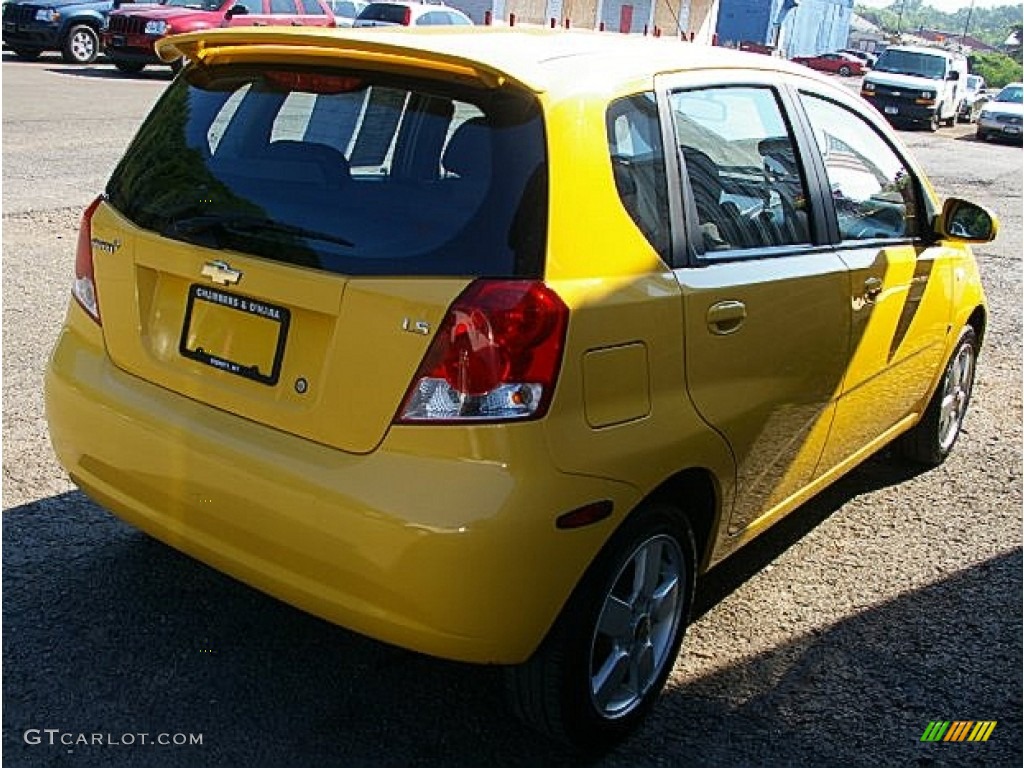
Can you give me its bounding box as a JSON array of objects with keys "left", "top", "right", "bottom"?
[{"left": 860, "top": 45, "right": 969, "bottom": 130}]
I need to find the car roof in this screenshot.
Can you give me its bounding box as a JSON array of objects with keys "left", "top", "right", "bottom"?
[
  {"left": 364, "top": 1, "right": 457, "bottom": 7},
  {"left": 883, "top": 44, "right": 960, "bottom": 58},
  {"left": 158, "top": 26, "right": 826, "bottom": 96}
]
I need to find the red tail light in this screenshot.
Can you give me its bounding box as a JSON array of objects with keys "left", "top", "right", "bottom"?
[
  {"left": 73, "top": 195, "right": 105, "bottom": 324},
  {"left": 402, "top": 7, "right": 411, "bottom": 24},
  {"left": 397, "top": 280, "right": 569, "bottom": 423}
]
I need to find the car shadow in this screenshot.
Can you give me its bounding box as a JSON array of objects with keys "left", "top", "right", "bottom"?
[
  {"left": 638, "top": 548, "right": 1022, "bottom": 766},
  {"left": 42, "top": 64, "right": 173, "bottom": 81},
  {"left": 3, "top": 451, "right": 1018, "bottom": 767}
]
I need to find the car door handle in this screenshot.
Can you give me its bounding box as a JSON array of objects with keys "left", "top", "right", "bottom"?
[
  {"left": 707, "top": 300, "right": 747, "bottom": 335},
  {"left": 864, "top": 276, "right": 883, "bottom": 302},
  {"left": 291, "top": 20, "right": 304, "bottom": 25}
]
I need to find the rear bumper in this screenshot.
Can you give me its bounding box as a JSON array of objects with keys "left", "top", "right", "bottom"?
[{"left": 45, "top": 304, "right": 636, "bottom": 664}]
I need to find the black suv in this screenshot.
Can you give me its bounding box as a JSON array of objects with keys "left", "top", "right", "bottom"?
[{"left": 2, "top": 0, "right": 134, "bottom": 64}]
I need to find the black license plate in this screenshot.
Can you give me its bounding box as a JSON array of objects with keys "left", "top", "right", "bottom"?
[
  {"left": 112, "top": 34, "right": 126, "bottom": 47},
  {"left": 179, "top": 285, "right": 290, "bottom": 386}
]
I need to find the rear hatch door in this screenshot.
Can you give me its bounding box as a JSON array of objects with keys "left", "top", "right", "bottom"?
[{"left": 94, "top": 55, "right": 547, "bottom": 453}]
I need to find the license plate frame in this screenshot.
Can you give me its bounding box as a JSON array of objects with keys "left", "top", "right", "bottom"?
[
  {"left": 179, "top": 284, "right": 290, "bottom": 386},
  {"left": 884, "top": 106, "right": 899, "bottom": 115},
  {"left": 111, "top": 34, "right": 127, "bottom": 47}
]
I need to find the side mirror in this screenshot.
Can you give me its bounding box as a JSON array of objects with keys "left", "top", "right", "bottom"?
[
  {"left": 935, "top": 198, "right": 998, "bottom": 243},
  {"left": 225, "top": 4, "right": 249, "bottom": 18},
  {"left": 947, "top": 70, "right": 960, "bottom": 81}
]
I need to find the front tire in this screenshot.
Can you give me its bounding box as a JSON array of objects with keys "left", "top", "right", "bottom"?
[
  {"left": 11, "top": 47, "right": 42, "bottom": 61},
  {"left": 61, "top": 24, "right": 99, "bottom": 65},
  {"left": 898, "top": 325, "right": 978, "bottom": 466},
  {"left": 838, "top": 65, "right": 851, "bottom": 76},
  {"left": 113, "top": 60, "right": 146, "bottom": 74},
  {"left": 928, "top": 112, "right": 940, "bottom": 132},
  {"left": 505, "top": 503, "right": 696, "bottom": 750}
]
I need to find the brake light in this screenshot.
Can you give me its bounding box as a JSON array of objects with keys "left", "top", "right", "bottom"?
[
  {"left": 262, "top": 71, "right": 365, "bottom": 94},
  {"left": 72, "top": 195, "right": 104, "bottom": 324},
  {"left": 397, "top": 280, "right": 569, "bottom": 423},
  {"left": 402, "top": 7, "right": 411, "bottom": 25}
]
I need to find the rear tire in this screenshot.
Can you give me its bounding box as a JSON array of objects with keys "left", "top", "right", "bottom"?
[
  {"left": 113, "top": 60, "right": 146, "bottom": 74},
  {"left": 61, "top": 24, "right": 99, "bottom": 65},
  {"left": 897, "top": 325, "right": 978, "bottom": 466},
  {"left": 838, "top": 65, "right": 851, "bottom": 76},
  {"left": 505, "top": 502, "right": 696, "bottom": 750}
]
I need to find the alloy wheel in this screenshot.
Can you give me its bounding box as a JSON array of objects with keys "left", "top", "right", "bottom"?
[
  {"left": 589, "top": 534, "right": 684, "bottom": 719},
  {"left": 938, "top": 341, "right": 975, "bottom": 451}
]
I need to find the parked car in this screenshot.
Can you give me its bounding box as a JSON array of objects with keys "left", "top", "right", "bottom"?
[
  {"left": 352, "top": 0, "right": 470, "bottom": 27},
  {"left": 958, "top": 74, "right": 989, "bottom": 123},
  {"left": 860, "top": 45, "right": 969, "bottom": 131},
  {"left": 46, "top": 27, "right": 996, "bottom": 749},
  {"left": 102, "top": 0, "right": 336, "bottom": 74},
  {"left": 791, "top": 51, "right": 865, "bottom": 76},
  {"left": 840, "top": 47, "right": 877, "bottom": 68},
  {"left": 976, "top": 82, "right": 1023, "bottom": 142},
  {"left": 327, "top": 0, "right": 364, "bottom": 25},
  {"left": 1, "top": 0, "right": 132, "bottom": 64}
]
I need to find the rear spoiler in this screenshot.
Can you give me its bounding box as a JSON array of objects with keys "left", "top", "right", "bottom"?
[{"left": 156, "top": 27, "right": 543, "bottom": 93}]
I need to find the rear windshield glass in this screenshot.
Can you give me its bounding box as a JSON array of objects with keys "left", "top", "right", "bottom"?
[
  {"left": 106, "top": 65, "right": 548, "bottom": 277},
  {"left": 356, "top": 3, "right": 409, "bottom": 23}
]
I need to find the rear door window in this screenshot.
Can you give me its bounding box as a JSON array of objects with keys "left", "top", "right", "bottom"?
[
  {"left": 107, "top": 66, "right": 548, "bottom": 277},
  {"left": 669, "top": 86, "right": 813, "bottom": 255}
]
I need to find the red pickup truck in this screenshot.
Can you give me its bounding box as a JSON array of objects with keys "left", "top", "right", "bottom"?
[{"left": 102, "top": 0, "right": 336, "bottom": 74}]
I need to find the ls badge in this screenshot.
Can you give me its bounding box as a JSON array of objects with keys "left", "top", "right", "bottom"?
[{"left": 401, "top": 318, "right": 431, "bottom": 336}]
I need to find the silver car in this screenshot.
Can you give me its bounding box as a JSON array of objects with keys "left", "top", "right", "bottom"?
[
  {"left": 353, "top": 0, "right": 472, "bottom": 27},
  {"left": 976, "top": 82, "right": 1023, "bottom": 142}
]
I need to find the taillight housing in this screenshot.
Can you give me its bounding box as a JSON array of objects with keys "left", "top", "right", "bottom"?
[
  {"left": 72, "top": 195, "right": 104, "bottom": 324},
  {"left": 397, "top": 280, "right": 569, "bottom": 423},
  {"left": 402, "top": 6, "right": 412, "bottom": 25}
]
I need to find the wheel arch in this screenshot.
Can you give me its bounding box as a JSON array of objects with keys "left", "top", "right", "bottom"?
[
  {"left": 60, "top": 13, "right": 105, "bottom": 35},
  {"left": 642, "top": 466, "right": 722, "bottom": 574},
  {"left": 966, "top": 304, "right": 987, "bottom": 347}
]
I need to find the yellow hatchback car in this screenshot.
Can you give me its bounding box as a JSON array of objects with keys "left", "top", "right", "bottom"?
[{"left": 46, "top": 26, "right": 996, "bottom": 747}]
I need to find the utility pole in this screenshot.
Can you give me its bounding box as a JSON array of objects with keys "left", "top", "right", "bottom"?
[
  {"left": 961, "top": 0, "right": 977, "bottom": 46},
  {"left": 896, "top": 0, "right": 906, "bottom": 38}
]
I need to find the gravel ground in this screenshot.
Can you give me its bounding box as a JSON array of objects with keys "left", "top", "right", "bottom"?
[{"left": 2, "top": 56, "right": 1021, "bottom": 767}]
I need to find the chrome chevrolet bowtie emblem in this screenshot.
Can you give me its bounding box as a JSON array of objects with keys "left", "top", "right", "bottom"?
[{"left": 201, "top": 260, "right": 242, "bottom": 286}]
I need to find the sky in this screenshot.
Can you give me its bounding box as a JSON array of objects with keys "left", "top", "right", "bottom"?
[{"left": 855, "top": 0, "right": 1021, "bottom": 10}]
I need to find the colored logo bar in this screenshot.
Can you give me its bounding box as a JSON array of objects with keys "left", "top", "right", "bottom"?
[{"left": 921, "top": 721, "right": 996, "bottom": 742}]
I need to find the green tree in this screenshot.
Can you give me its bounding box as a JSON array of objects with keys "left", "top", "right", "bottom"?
[{"left": 968, "top": 51, "right": 1023, "bottom": 88}]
